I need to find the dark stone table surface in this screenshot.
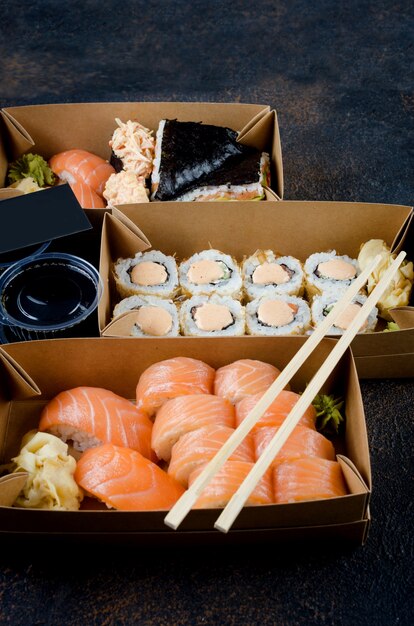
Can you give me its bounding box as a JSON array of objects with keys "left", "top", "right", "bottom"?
[{"left": 0, "top": 1, "right": 413, "bottom": 624}]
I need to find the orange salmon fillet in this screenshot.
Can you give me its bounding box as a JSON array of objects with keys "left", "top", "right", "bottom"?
[
  {"left": 136, "top": 356, "right": 215, "bottom": 417},
  {"left": 49, "top": 149, "right": 115, "bottom": 196},
  {"left": 39, "top": 386, "right": 153, "bottom": 460},
  {"left": 69, "top": 180, "right": 106, "bottom": 208},
  {"left": 236, "top": 390, "right": 317, "bottom": 431},
  {"left": 152, "top": 394, "right": 235, "bottom": 462},
  {"left": 75, "top": 443, "right": 184, "bottom": 510},
  {"left": 253, "top": 425, "right": 335, "bottom": 465},
  {"left": 214, "top": 359, "right": 283, "bottom": 404},
  {"left": 168, "top": 425, "right": 254, "bottom": 487},
  {"left": 189, "top": 461, "right": 274, "bottom": 508},
  {"left": 273, "top": 457, "right": 347, "bottom": 503}
]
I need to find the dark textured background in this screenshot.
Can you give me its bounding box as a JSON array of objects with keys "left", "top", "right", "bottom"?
[{"left": 0, "top": 1, "right": 413, "bottom": 624}]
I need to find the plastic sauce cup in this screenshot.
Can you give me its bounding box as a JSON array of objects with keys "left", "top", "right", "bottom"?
[
  {"left": 0, "top": 253, "right": 102, "bottom": 342},
  {"left": 0, "top": 241, "right": 51, "bottom": 275}
]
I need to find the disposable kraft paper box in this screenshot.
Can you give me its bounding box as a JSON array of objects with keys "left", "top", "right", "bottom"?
[
  {"left": 0, "top": 102, "right": 284, "bottom": 204},
  {"left": 100, "top": 201, "right": 414, "bottom": 379},
  {"left": 0, "top": 336, "right": 370, "bottom": 545}
]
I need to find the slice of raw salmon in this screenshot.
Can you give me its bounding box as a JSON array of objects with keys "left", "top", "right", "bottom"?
[
  {"left": 69, "top": 180, "right": 106, "bottom": 208},
  {"left": 49, "top": 149, "right": 115, "bottom": 196},
  {"left": 235, "top": 390, "right": 317, "bottom": 431},
  {"left": 189, "top": 460, "right": 274, "bottom": 508},
  {"left": 168, "top": 425, "right": 254, "bottom": 487},
  {"left": 273, "top": 457, "right": 347, "bottom": 503},
  {"left": 214, "top": 359, "right": 283, "bottom": 405},
  {"left": 253, "top": 425, "right": 335, "bottom": 465},
  {"left": 152, "top": 394, "right": 235, "bottom": 462},
  {"left": 39, "top": 386, "right": 153, "bottom": 460},
  {"left": 136, "top": 356, "right": 215, "bottom": 417},
  {"left": 75, "top": 443, "right": 184, "bottom": 510}
]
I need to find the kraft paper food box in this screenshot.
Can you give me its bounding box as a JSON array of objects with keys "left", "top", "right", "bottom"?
[
  {"left": 0, "top": 336, "right": 370, "bottom": 546},
  {"left": 0, "top": 102, "right": 284, "bottom": 206},
  {"left": 100, "top": 201, "right": 414, "bottom": 379}
]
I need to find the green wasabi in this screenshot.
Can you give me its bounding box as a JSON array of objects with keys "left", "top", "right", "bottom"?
[
  {"left": 384, "top": 321, "right": 400, "bottom": 332},
  {"left": 312, "top": 393, "right": 345, "bottom": 435},
  {"left": 8, "top": 153, "right": 55, "bottom": 188}
]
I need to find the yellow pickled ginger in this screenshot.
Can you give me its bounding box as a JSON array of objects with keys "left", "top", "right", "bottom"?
[
  {"left": 12, "top": 430, "right": 83, "bottom": 511},
  {"left": 358, "top": 239, "right": 414, "bottom": 320}
]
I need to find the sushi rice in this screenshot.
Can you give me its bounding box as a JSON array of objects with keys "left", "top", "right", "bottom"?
[
  {"left": 179, "top": 249, "right": 242, "bottom": 298},
  {"left": 304, "top": 251, "right": 360, "bottom": 300},
  {"left": 180, "top": 295, "right": 246, "bottom": 337},
  {"left": 113, "top": 295, "right": 179, "bottom": 337},
  {"left": 242, "top": 250, "right": 304, "bottom": 300},
  {"left": 246, "top": 294, "right": 311, "bottom": 336},
  {"left": 114, "top": 250, "right": 179, "bottom": 299}
]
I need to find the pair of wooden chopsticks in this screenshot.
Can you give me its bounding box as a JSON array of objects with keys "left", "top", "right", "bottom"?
[{"left": 165, "top": 251, "right": 406, "bottom": 533}]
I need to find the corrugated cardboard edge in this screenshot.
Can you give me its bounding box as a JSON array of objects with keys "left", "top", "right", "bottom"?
[
  {"left": 355, "top": 352, "right": 414, "bottom": 378},
  {"left": 99, "top": 212, "right": 151, "bottom": 332},
  {"left": 0, "top": 473, "right": 28, "bottom": 507},
  {"left": 391, "top": 208, "right": 413, "bottom": 252},
  {"left": 0, "top": 110, "right": 34, "bottom": 160}
]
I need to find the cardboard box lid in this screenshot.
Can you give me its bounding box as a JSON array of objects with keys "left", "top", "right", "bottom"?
[{"left": 0, "top": 184, "right": 92, "bottom": 255}]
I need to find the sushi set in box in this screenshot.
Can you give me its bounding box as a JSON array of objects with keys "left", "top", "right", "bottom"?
[
  {"left": 0, "top": 100, "right": 413, "bottom": 545},
  {"left": 0, "top": 337, "right": 370, "bottom": 545}
]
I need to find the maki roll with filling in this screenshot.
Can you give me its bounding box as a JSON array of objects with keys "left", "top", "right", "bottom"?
[
  {"left": 113, "top": 295, "right": 179, "bottom": 337},
  {"left": 180, "top": 295, "right": 245, "bottom": 337},
  {"left": 304, "top": 251, "right": 360, "bottom": 300},
  {"left": 242, "top": 250, "right": 304, "bottom": 300},
  {"left": 179, "top": 250, "right": 242, "bottom": 298},
  {"left": 151, "top": 119, "right": 255, "bottom": 201},
  {"left": 246, "top": 295, "right": 311, "bottom": 336},
  {"left": 311, "top": 292, "right": 377, "bottom": 335},
  {"left": 114, "top": 250, "right": 179, "bottom": 299}
]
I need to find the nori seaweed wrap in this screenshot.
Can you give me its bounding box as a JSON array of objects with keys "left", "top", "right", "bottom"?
[{"left": 151, "top": 120, "right": 254, "bottom": 201}]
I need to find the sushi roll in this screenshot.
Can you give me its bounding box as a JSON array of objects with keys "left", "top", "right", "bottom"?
[
  {"left": 242, "top": 250, "right": 304, "bottom": 300},
  {"left": 179, "top": 295, "right": 245, "bottom": 337},
  {"left": 113, "top": 295, "right": 179, "bottom": 337},
  {"left": 246, "top": 295, "right": 311, "bottom": 336},
  {"left": 311, "top": 292, "right": 378, "bottom": 334},
  {"left": 151, "top": 119, "right": 252, "bottom": 201},
  {"left": 114, "top": 250, "right": 179, "bottom": 300},
  {"left": 179, "top": 250, "right": 242, "bottom": 298},
  {"left": 175, "top": 152, "right": 270, "bottom": 202},
  {"left": 304, "top": 251, "right": 360, "bottom": 300}
]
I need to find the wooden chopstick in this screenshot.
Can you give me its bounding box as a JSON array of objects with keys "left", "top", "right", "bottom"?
[
  {"left": 164, "top": 253, "right": 382, "bottom": 530},
  {"left": 215, "top": 251, "right": 406, "bottom": 533}
]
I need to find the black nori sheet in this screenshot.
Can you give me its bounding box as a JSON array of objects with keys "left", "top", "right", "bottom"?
[
  {"left": 154, "top": 120, "right": 254, "bottom": 201},
  {"left": 187, "top": 150, "right": 263, "bottom": 191},
  {"left": 110, "top": 150, "right": 124, "bottom": 173}
]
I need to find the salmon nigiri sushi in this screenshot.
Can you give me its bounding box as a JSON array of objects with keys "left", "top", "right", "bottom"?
[
  {"left": 273, "top": 458, "right": 347, "bottom": 503},
  {"left": 151, "top": 394, "right": 235, "bottom": 462},
  {"left": 253, "top": 425, "right": 335, "bottom": 466},
  {"left": 168, "top": 425, "right": 254, "bottom": 487},
  {"left": 69, "top": 180, "right": 106, "bottom": 209},
  {"left": 136, "top": 356, "right": 215, "bottom": 417},
  {"left": 214, "top": 359, "right": 283, "bottom": 405},
  {"left": 49, "top": 149, "right": 115, "bottom": 197},
  {"left": 39, "top": 386, "right": 153, "bottom": 460},
  {"left": 236, "top": 390, "right": 317, "bottom": 431},
  {"left": 75, "top": 444, "right": 184, "bottom": 510},
  {"left": 189, "top": 461, "right": 274, "bottom": 508}
]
